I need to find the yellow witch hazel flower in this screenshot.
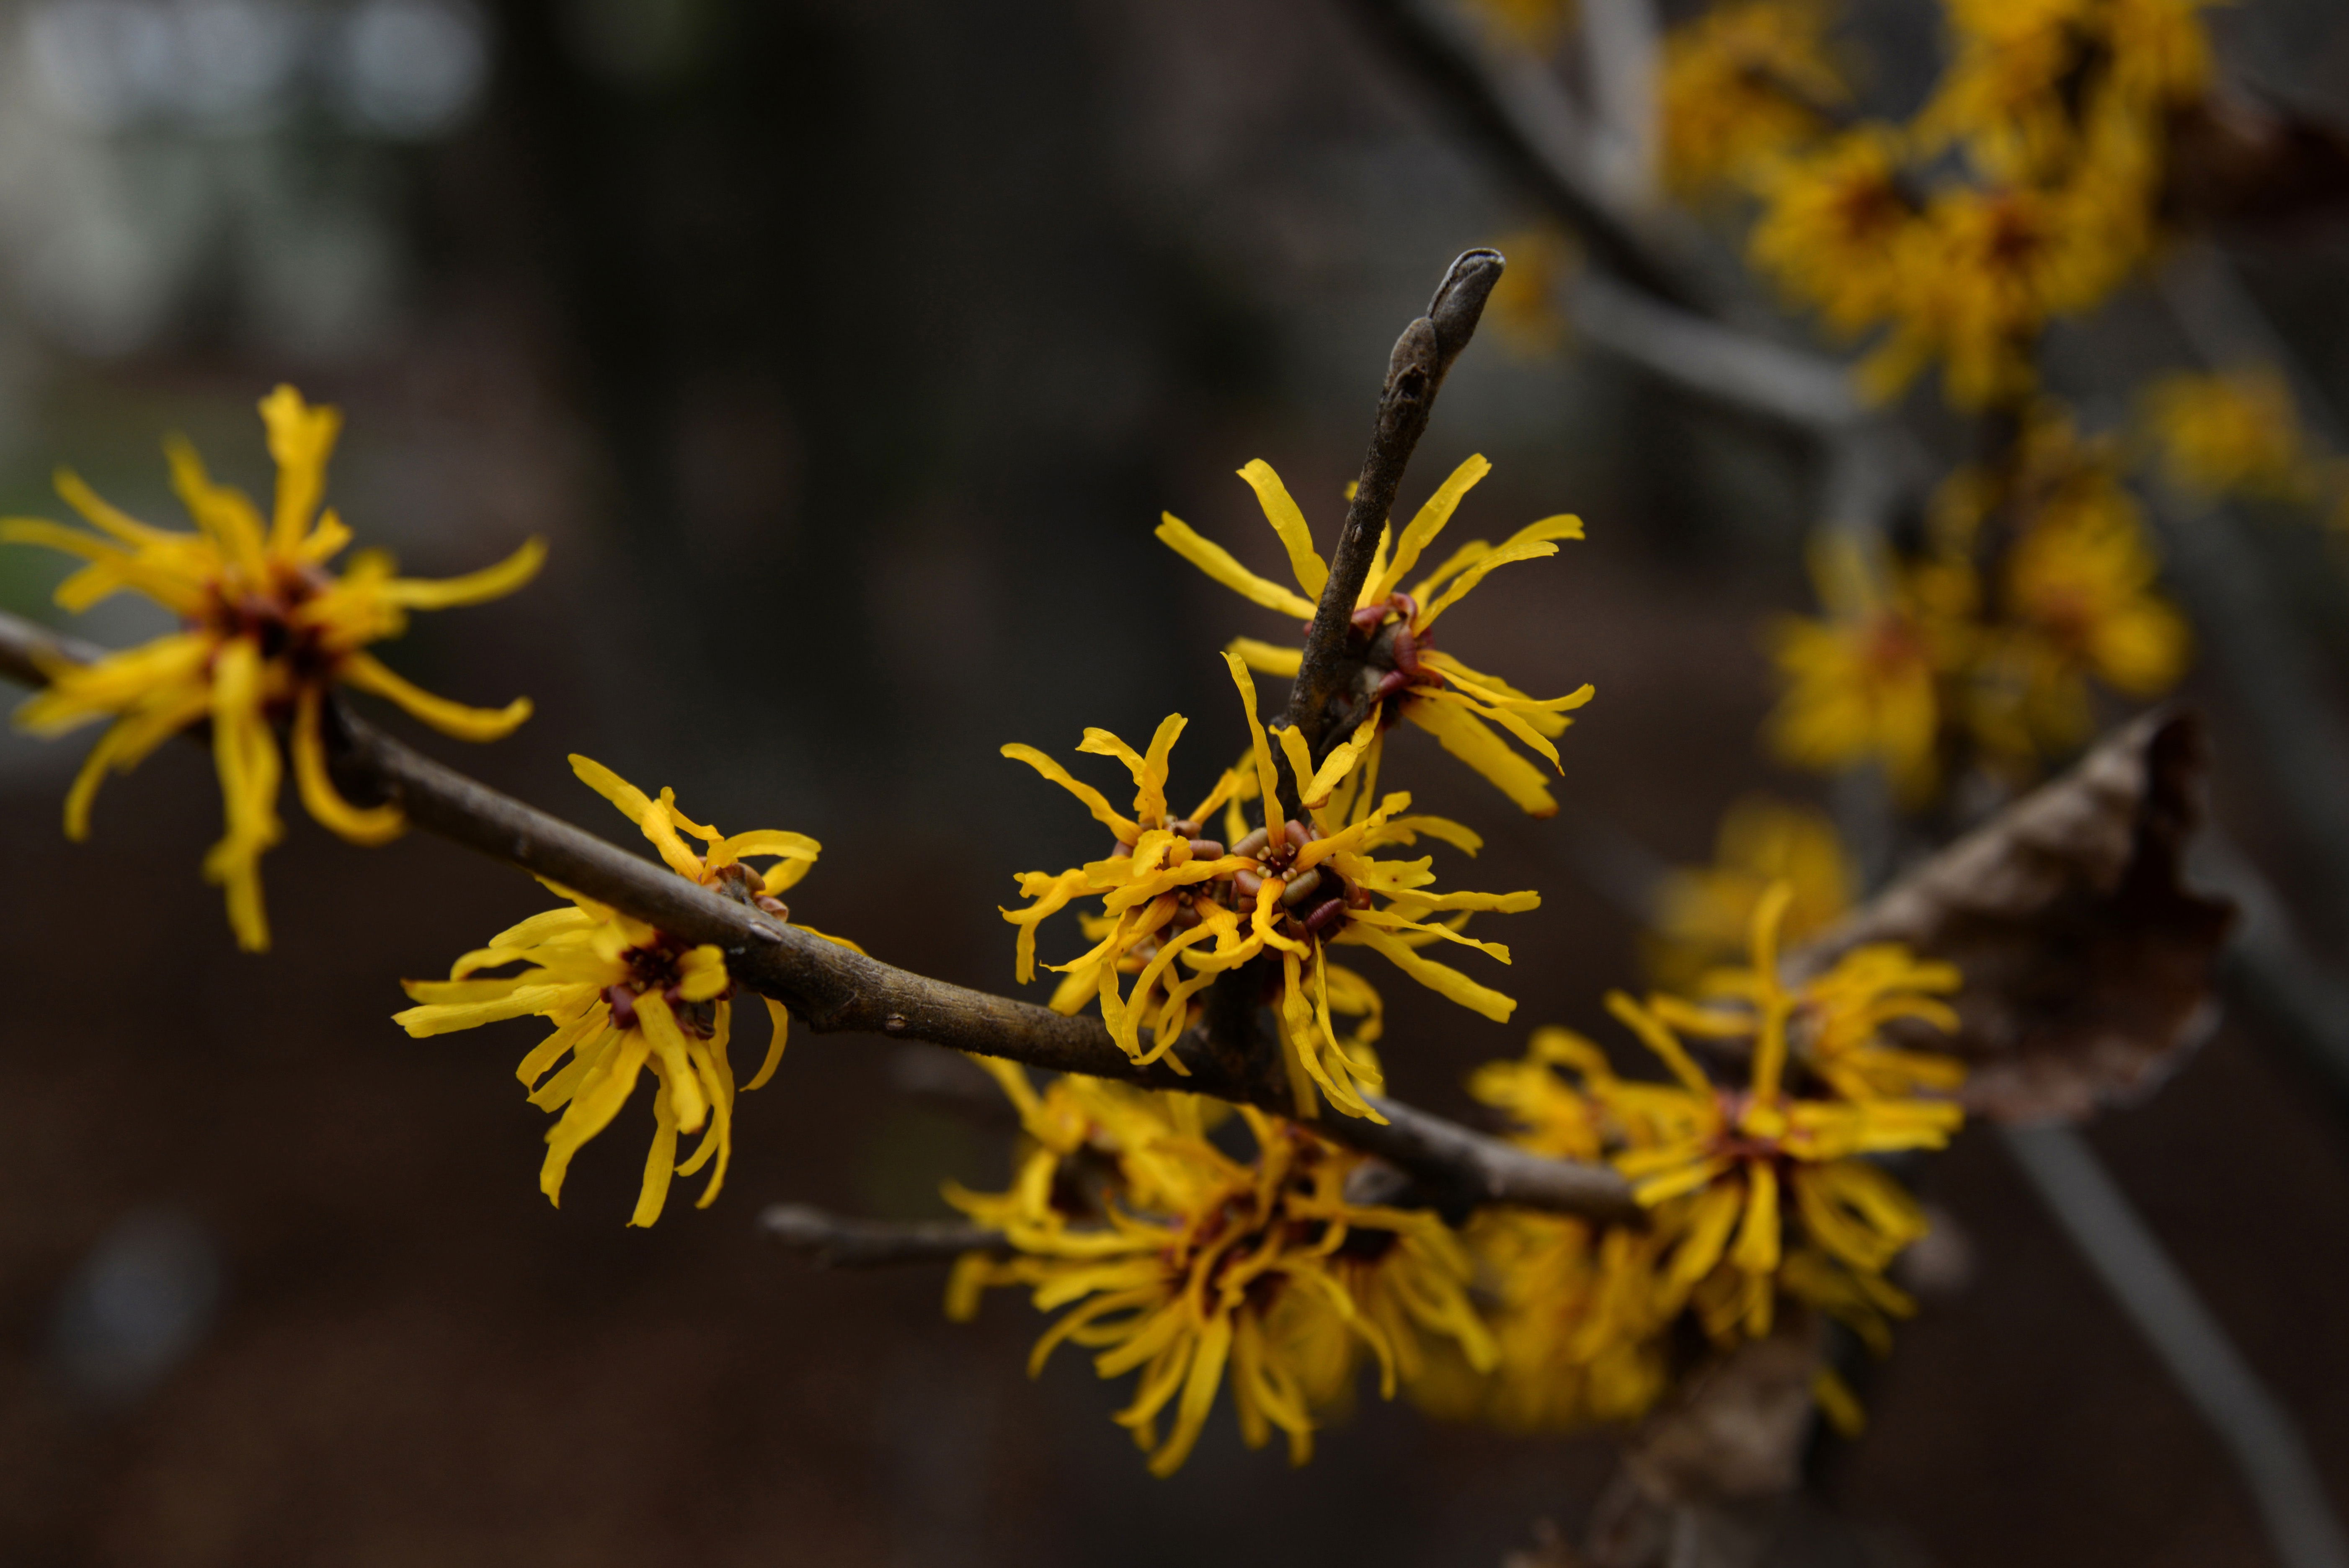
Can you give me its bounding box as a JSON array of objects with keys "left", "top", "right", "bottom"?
[
  {"left": 1458, "top": 885, "right": 1962, "bottom": 1430},
  {"left": 1001, "top": 654, "right": 1538, "bottom": 1123},
  {"left": 1919, "top": 0, "right": 2213, "bottom": 188},
  {"left": 1981, "top": 482, "right": 2189, "bottom": 759},
  {"left": 1766, "top": 534, "right": 1971, "bottom": 803},
  {"left": 1417, "top": 1205, "right": 1673, "bottom": 1434},
  {"left": 394, "top": 756, "right": 848, "bottom": 1226},
  {"left": 1644, "top": 796, "right": 1856, "bottom": 988},
  {"left": 2140, "top": 368, "right": 2321, "bottom": 503},
  {"left": 3, "top": 385, "right": 542, "bottom": 950},
  {"left": 1658, "top": 0, "right": 1848, "bottom": 198},
  {"left": 1936, "top": 409, "right": 2190, "bottom": 765},
  {"left": 945, "top": 1075, "right": 1495, "bottom": 1477},
  {"left": 1160, "top": 454, "right": 1593, "bottom": 817},
  {"left": 1582, "top": 885, "right": 1961, "bottom": 1345},
  {"left": 1748, "top": 126, "right": 1921, "bottom": 338},
  {"left": 1868, "top": 180, "right": 2137, "bottom": 410},
  {"left": 1409, "top": 1028, "right": 1673, "bottom": 1434}
]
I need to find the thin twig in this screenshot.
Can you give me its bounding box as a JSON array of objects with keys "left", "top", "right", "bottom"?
[
  {"left": 1580, "top": 0, "right": 1660, "bottom": 211},
  {"left": 2004, "top": 1124, "right": 2349, "bottom": 1568},
  {"left": 1286, "top": 249, "right": 1505, "bottom": 758},
  {"left": 0, "top": 608, "right": 1640, "bottom": 1222},
  {"left": 0, "top": 615, "right": 101, "bottom": 687},
  {"left": 760, "top": 1204, "right": 1002, "bottom": 1268},
  {"left": 1353, "top": 1095, "right": 1645, "bottom": 1221}
]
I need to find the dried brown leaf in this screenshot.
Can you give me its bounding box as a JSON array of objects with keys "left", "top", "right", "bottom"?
[
  {"left": 1580, "top": 1315, "right": 1823, "bottom": 1568},
  {"left": 1793, "top": 712, "right": 2235, "bottom": 1124},
  {"left": 1619, "top": 1313, "right": 1824, "bottom": 1509}
]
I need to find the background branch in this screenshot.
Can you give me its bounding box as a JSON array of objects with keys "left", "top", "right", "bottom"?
[
  {"left": 759, "top": 1204, "right": 1002, "bottom": 1268},
  {"left": 2004, "top": 1124, "right": 2349, "bottom": 1568},
  {"left": 1346, "top": 0, "right": 1705, "bottom": 309}
]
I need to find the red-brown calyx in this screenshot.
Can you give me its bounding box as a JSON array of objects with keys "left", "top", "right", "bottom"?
[{"left": 602, "top": 931, "right": 734, "bottom": 1039}]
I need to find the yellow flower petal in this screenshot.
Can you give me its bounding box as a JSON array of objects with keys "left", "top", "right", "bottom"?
[
  {"left": 1401, "top": 698, "right": 1557, "bottom": 816},
  {"left": 341, "top": 650, "right": 532, "bottom": 741},
  {"left": 1368, "top": 453, "right": 1490, "bottom": 603},
  {"left": 259, "top": 384, "right": 343, "bottom": 554},
  {"left": 292, "top": 685, "right": 406, "bottom": 846},
  {"left": 1236, "top": 459, "right": 1329, "bottom": 598},
  {"left": 1002, "top": 743, "right": 1140, "bottom": 841},
  {"left": 380, "top": 536, "right": 547, "bottom": 609},
  {"left": 1156, "top": 514, "right": 1318, "bottom": 619}
]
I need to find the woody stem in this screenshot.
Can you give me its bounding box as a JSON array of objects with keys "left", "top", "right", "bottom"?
[{"left": 1282, "top": 249, "right": 1504, "bottom": 786}]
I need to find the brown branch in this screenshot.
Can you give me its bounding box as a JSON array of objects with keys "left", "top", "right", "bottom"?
[
  {"left": 1355, "top": 1095, "right": 1647, "bottom": 1222},
  {"left": 1286, "top": 248, "right": 1504, "bottom": 759},
  {"left": 0, "top": 607, "right": 1639, "bottom": 1221},
  {"left": 759, "top": 1204, "right": 1002, "bottom": 1268}
]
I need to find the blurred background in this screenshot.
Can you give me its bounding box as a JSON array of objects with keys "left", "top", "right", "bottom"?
[{"left": 3, "top": 0, "right": 2349, "bottom": 1563}]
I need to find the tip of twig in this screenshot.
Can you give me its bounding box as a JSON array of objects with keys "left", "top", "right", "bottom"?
[{"left": 1427, "top": 248, "right": 1505, "bottom": 352}]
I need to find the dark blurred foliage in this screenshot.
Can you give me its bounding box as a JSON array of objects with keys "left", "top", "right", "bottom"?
[{"left": 3, "top": 0, "right": 2349, "bottom": 1563}]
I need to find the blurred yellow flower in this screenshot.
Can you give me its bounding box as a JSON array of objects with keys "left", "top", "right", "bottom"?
[
  {"left": 1484, "top": 227, "right": 1577, "bottom": 357},
  {"left": 395, "top": 756, "right": 848, "bottom": 1225},
  {"left": 1164, "top": 453, "right": 1593, "bottom": 816},
  {"left": 1869, "top": 181, "right": 2139, "bottom": 409},
  {"left": 1920, "top": 0, "right": 2211, "bottom": 185},
  {"left": 1660, "top": 0, "right": 1848, "bottom": 196},
  {"left": 1748, "top": 126, "right": 1921, "bottom": 337},
  {"left": 948, "top": 1088, "right": 1494, "bottom": 1475},
  {"left": 1936, "top": 410, "right": 2191, "bottom": 764},
  {"left": 3, "top": 385, "right": 541, "bottom": 949},
  {"left": 1417, "top": 1208, "right": 1671, "bottom": 1432},
  {"left": 2140, "top": 368, "right": 2320, "bottom": 502},
  {"left": 1981, "top": 485, "right": 2191, "bottom": 757},
  {"left": 1646, "top": 796, "right": 1856, "bottom": 987},
  {"left": 1766, "top": 535, "right": 1971, "bottom": 802}
]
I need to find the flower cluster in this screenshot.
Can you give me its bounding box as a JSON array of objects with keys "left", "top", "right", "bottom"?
[
  {"left": 945, "top": 1063, "right": 1495, "bottom": 1475},
  {"left": 1767, "top": 407, "right": 2189, "bottom": 797},
  {"left": 1001, "top": 652, "right": 1538, "bottom": 1122},
  {"left": 1452, "top": 884, "right": 1966, "bottom": 1433},
  {"left": 394, "top": 757, "right": 853, "bottom": 1225},
  {"left": 4, "top": 386, "right": 541, "bottom": 949},
  {"left": 1660, "top": 0, "right": 2218, "bottom": 410}
]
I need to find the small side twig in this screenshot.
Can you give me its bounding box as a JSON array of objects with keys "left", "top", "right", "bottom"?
[{"left": 760, "top": 1204, "right": 1002, "bottom": 1268}]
